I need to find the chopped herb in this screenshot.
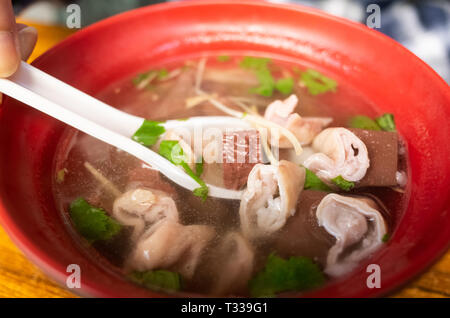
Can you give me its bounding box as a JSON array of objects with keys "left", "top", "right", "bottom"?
[
  {"left": 241, "top": 57, "right": 275, "bottom": 97},
  {"left": 69, "top": 198, "right": 121, "bottom": 243},
  {"left": 56, "top": 168, "right": 67, "bottom": 183},
  {"left": 331, "top": 175, "right": 355, "bottom": 191},
  {"left": 159, "top": 140, "right": 209, "bottom": 201},
  {"left": 193, "top": 186, "right": 208, "bottom": 200},
  {"left": 132, "top": 119, "right": 166, "bottom": 147},
  {"left": 251, "top": 68, "right": 276, "bottom": 97},
  {"left": 132, "top": 69, "right": 169, "bottom": 87},
  {"left": 275, "top": 77, "right": 294, "bottom": 95},
  {"left": 376, "top": 113, "right": 396, "bottom": 132},
  {"left": 130, "top": 270, "right": 182, "bottom": 292},
  {"left": 240, "top": 56, "right": 271, "bottom": 70},
  {"left": 176, "top": 118, "right": 189, "bottom": 121},
  {"left": 241, "top": 57, "right": 295, "bottom": 97},
  {"left": 304, "top": 168, "right": 331, "bottom": 192},
  {"left": 382, "top": 233, "right": 390, "bottom": 243},
  {"left": 182, "top": 160, "right": 208, "bottom": 201},
  {"left": 217, "top": 55, "right": 230, "bottom": 62},
  {"left": 157, "top": 68, "right": 169, "bottom": 80},
  {"left": 159, "top": 140, "right": 186, "bottom": 165},
  {"left": 349, "top": 115, "right": 381, "bottom": 131},
  {"left": 195, "top": 160, "right": 204, "bottom": 177},
  {"left": 249, "top": 253, "right": 325, "bottom": 297},
  {"left": 132, "top": 71, "right": 154, "bottom": 86},
  {"left": 300, "top": 69, "right": 337, "bottom": 95},
  {"left": 349, "top": 114, "right": 396, "bottom": 132}
]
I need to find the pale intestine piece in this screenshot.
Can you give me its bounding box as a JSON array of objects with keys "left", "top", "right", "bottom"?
[
  {"left": 210, "top": 232, "right": 255, "bottom": 296},
  {"left": 316, "top": 194, "right": 387, "bottom": 277},
  {"left": 239, "top": 160, "right": 305, "bottom": 239},
  {"left": 303, "top": 128, "right": 370, "bottom": 182},
  {"left": 128, "top": 220, "right": 215, "bottom": 279},
  {"left": 112, "top": 188, "right": 178, "bottom": 241},
  {"left": 264, "top": 94, "right": 332, "bottom": 147}
]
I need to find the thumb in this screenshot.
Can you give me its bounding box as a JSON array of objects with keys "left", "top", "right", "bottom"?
[
  {"left": 0, "top": 0, "right": 20, "bottom": 77},
  {"left": 17, "top": 23, "right": 37, "bottom": 61}
]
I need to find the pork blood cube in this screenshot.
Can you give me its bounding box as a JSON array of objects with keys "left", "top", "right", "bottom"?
[
  {"left": 349, "top": 128, "right": 399, "bottom": 187},
  {"left": 222, "top": 130, "right": 263, "bottom": 190}
]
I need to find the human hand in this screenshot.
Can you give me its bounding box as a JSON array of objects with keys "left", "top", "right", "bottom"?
[{"left": 0, "top": 0, "right": 37, "bottom": 78}]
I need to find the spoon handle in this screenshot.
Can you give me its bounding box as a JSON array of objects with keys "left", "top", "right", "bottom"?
[{"left": 0, "top": 62, "right": 144, "bottom": 137}]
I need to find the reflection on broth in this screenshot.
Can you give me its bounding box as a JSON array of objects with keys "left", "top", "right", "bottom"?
[{"left": 53, "top": 55, "right": 408, "bottom": 297}]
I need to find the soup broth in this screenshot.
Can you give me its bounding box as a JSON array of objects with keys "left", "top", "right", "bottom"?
[{"left": 53, "top": 55, "right": 408, "bottom": 296}]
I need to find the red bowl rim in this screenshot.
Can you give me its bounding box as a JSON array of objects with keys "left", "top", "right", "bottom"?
[{"left": 0, "top": 0, "right": 449, "bottom": 298}]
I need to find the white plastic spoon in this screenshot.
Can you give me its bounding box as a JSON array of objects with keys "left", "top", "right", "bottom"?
[{"left": 0, "top": 62, "right": 249, "bottom": 200}]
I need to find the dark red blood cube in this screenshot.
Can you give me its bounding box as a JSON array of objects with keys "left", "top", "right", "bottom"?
[{"left": 222, "top": 130, "right": 263, "bottom": 190}]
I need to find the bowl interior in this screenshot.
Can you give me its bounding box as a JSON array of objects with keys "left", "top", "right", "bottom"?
[{"left": 0, "top": 0, "right": 449, "bottom": 297}]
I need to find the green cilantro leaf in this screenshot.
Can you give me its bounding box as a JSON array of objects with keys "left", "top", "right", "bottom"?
[
  {"left": 250, "top": 68, "right": 275, "bottom": 97},
  {"left": 241, "top": 57, "right": 296, "bottom": 97},
  {"left": 249, "top": 253, "right": 325, "bottom": 297},
  {"left": 217, "top": 55, "right": 230, "bottom": 62},
  {"left": 382, "top": 233, "right": 390, "bottom": 243},
  {"left": 300, "top": 69, "right": 337, "bottom": 95},
  {"left": 304, "top": 168, "right": 331, "bottom": 192},
  {"left": 375, "top": 113, "right": 396, "bottom": 132},
  {"left": 159, "top": 140, "right": 187, "bottom": 165},
  {"left": 349, "top": 115, "right": 381, "bottom": 130},
  {"left": 159, "top": 140, "right": 209, "bottom": 201},
  {"left": 240, "top": 56, "right": 271, "bottom": 69},
  {"left": 132, "top": 71, "right": 155, "bottom": 86},
  {"left": 275, "top": 77, "right": 294, "bottom": 95},
  {"left": 130, "top": 270, "right": 182, "bottom": 292},
  {"left": 132, "top": 120, "right": 166, "bottom": 147},
  {"left": 240, "top": 57, "right": 275, "bottom": 97},
  {"left": 195, "top": 160, "right": 204, "bottom": 177},
  {"left": 132, "top": 69, "right": 169, "bottom": 87},
  {"left": 193, "top": 186, "right": 208, "bottom": 201},
  {"left": 331, "top": 175, "right": 355, "bottom": 191},
  {"left": 69, "top": 198, "right": 121, "bottom": 243},
  {"left": 157, "top": 68, "right": 169, "bottom": 80},
  {"left": 180, "top": 161, "right": 209, "bottom": 202}
]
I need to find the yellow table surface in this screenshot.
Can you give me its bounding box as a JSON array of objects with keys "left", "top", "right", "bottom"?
[{"left": 0, "top": 21, "right": 449, "bottom": 298}]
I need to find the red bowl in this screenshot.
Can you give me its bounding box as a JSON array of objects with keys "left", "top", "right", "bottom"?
[{"left": 0, "top": 0, "right": 449, "bottom": 298}]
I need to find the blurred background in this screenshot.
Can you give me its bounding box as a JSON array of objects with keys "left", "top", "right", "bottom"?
[{"left": 11, "top": 0, "right": 450, "bottom": 81}]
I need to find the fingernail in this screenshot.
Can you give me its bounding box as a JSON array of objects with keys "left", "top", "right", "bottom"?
[
  {"left": 18, "top": 26, "right": 38, "bottom": 61},
  {"left": 0, "top": 31, "right": 20, "bottom": 77}
]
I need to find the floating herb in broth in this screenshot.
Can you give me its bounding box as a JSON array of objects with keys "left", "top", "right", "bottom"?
[
  {"left": 70, "top": 198, "right": 122, "bottom": 243},
  {"left": 249, "top": 253, "right": 325, "bottom": 297}
]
